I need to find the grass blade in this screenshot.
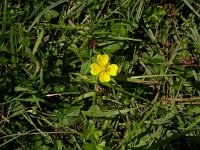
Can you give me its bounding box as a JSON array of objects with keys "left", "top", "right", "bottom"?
[
  {"left": 182, "top": 0, "right": 200, "bottom": 19},
  {"left": 1, "top": 0, "right": 7, "bottom": 43},
  {"left": 32, "top": 29, "right": 44, "bottom": 55}
]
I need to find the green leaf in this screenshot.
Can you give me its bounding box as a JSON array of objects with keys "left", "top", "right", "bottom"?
[
  {"left": 187, "top": 106, "right": 200, "bottom": 115},
  {"left": 54, "top": 84, "right": 65, "bottom": 93},
  {"left": 103, "top": 43, "right": 122, "bottom": 53},
  {"left": 55, "top": 140, "right": 63, "bottom": 150},
  {"left": 14, "top": 87, "right": 37, "bottom": 94},
  {"left": 39, "top": 145, "right": 50, "bottom": 150},
  {"left": 44, "top": 9, "right": 59, "bottom": 20},
  {"left": 13, "top": 97, "right": 45, "bottom": 102},
  {"left": 96, "top": 141, "right": 106, "bottom": 150},
  {"left": 33, "top": 29, "right": 44, "bottom": 55},
  {"left": 82, "top": 109, "right": 134, "bottom": 117},
  {"left": 119, "top": 24, "right": 126, "bottom": 36},
  {"left": 14, "top": 87, "right": 31, "bottom": 92},
  {"left": 93, "top": 130, "right": 102, "bottom": 141},
  {"left": 81, "top": 60, "right": 91, "bottom": 74},
  {"left": 28, "top": 0, "right": 67, "bottom": 31},
  {"left": 82, "top": 142, "right": 96, "bottom": 150},
  {"left": 1, "top": 0, "right": 7, "bottom": 43}
]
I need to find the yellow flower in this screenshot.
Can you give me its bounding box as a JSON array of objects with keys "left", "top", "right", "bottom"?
[{"left": 90, "top": 54, "right": 118, "bottom": 82}]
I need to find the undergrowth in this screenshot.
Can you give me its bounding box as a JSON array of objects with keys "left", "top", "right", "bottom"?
[{"left": 1, "top": 0, "right": 200, "bottom": 149}]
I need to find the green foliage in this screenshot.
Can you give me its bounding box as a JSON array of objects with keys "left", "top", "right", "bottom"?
[{"left": 1, "top": 0, "right": 200, "bottom": 149}]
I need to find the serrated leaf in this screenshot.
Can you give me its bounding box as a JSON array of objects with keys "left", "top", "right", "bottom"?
[
  {"left": 81, "top": 60, "right": 91, "bottom": 74},
  {"left": 44, "top": 9, "right": 59, "bottom": 20},
  {"left": 82, "top": 142, "right": 96, "bottom": 150}
]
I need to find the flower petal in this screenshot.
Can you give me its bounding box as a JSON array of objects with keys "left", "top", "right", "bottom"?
[
  {"left": 90, "top": 63, "right": 101, "bottom": 75},
  {"left": 97, "top": 54, "right": 109, "bottom": 67},
  {"left": 99, "top": 72, "right": 110, "bottom": 82},
  {"left": 107, "top": 64, "right": 118, "bottom": 76}
]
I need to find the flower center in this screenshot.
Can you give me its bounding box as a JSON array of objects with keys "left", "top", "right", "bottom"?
[{"left": 101, "top": 65, "right": 110, "bottom": 73}]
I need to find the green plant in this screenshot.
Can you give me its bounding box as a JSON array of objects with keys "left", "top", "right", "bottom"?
[{"left": 1, "top": 0, "right": 200, "bottom": 149}]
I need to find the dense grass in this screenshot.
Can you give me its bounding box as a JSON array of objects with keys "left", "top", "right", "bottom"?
[{"left": 1, "top": 0, "right": 200, "bottom": 149}]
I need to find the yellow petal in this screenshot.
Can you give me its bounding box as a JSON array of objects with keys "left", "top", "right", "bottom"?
[
  {"left": 99, "top": 72, "right": 110, "bottom": 82},
  {"left": 97, "top": 54, "right": 109, "bottom": 67},
  {"left": 107, "top": 64, "right": 118, "bottom": 76},
  {"left": 90, "top": 63, "right": 101, "bottom": 75}
]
